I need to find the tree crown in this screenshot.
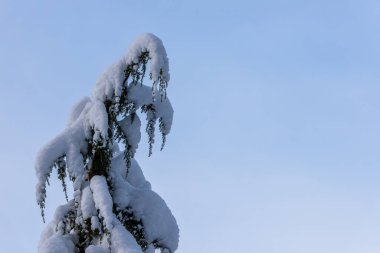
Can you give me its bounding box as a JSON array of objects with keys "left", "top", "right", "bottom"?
[{"left": 36, "top": 33, "right": 179, "bottom": 253}]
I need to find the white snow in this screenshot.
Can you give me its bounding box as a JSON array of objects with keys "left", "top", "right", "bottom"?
[
  {"left": 109, "top": 153, "right": 179, "bottom": 252},
  {"left": 127, "top": 83, "right": 174, "bottom": 135},
  {"left": 67, "top": 96, "right": 92, "bottom": 126},
  {"left": 81, "top": 184, "right": 97, "bottom": 219},
  {"left": 85, "top": 99, "right": 109, "bottom": 142},
  {"left": 118, "top": 114, "right": 141, "bottom": 157},
  {"left": 129, "top": 190, "right": 179, "bottom": 252},
  {"left": 85, "top": 245, "right": 108, "bottom": 253},
  {"left": 90, "top": 176, "right": 115, "bottom": 231},
  {"left": 91, "top": 216, "right": 101, "bottom": 231},
  {"left": 38, "top": 201, "right": 76, "bottom": 253},
  {"left": 111, "top": 224, "right": 143, "bottom": 253},
  {"left": 39, "top": 234, "right": 76, "bottom": 253}
]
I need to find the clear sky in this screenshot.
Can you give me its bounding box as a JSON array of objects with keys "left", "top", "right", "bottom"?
[{"left": 1, "top": 0, "right": 380, "bottom": 252}]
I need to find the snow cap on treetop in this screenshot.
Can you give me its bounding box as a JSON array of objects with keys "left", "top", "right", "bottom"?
[{"left": 92, "top": 33, "right": 170, "bottom": 102}]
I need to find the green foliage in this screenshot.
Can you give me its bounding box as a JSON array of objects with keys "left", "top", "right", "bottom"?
[
  {"left": 58, "top": 208, "right": 76, "bottom": 235},
  {"left": 115, "top": 206, "right": 148, "bottom": 251},
  {"left": 88, "top": 142, "right": 112, "bottom": 180},
  {"left": 56, "top": 156, "right": 68, "bottom": 201},
  {"left": 141, "top": 104, "right": 156, "bottom": 157},
  {"left": 159, "top": 117, "right": 167, "bottom": 151}
]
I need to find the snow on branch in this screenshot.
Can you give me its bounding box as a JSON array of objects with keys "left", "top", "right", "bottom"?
[
  {"left": 93, "top": 33, "right": 170, "bottom": 102},
  {"left": 90, "top": 176, "right": 115, "bottom": 231}
]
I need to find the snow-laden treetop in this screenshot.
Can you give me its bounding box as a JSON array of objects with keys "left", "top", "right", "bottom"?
[
  {"left": 35, "top": 33, "right": 178, "bottom": 253},
  {"left": 92, "top": 33, "right": 170, "bottom": 102}
]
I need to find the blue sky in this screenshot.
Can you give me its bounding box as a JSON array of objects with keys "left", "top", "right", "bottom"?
[{"left": 0, "top": 0, "right": 380, "bottom": 252}]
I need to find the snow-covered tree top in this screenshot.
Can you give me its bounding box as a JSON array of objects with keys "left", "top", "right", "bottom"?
[
  {"left": 35, "top": 33, "right": 178, "bottom": 253},
  {"left": 35, "top": 33, "right": 172, "bottom": 207}
]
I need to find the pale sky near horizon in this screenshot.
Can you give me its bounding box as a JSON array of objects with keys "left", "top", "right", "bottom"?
[{"left": 1, "top": 0, "right": 380, "bottom": 252}]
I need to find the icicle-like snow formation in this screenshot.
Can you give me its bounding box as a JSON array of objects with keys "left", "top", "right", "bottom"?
[{"left": 36, "top": 33, "right": 178, "bottom": 253}]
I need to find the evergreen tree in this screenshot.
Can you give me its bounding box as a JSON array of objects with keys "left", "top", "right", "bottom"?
[{"left": 35, "top": 34, "right": 179, "bottom": 253}]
